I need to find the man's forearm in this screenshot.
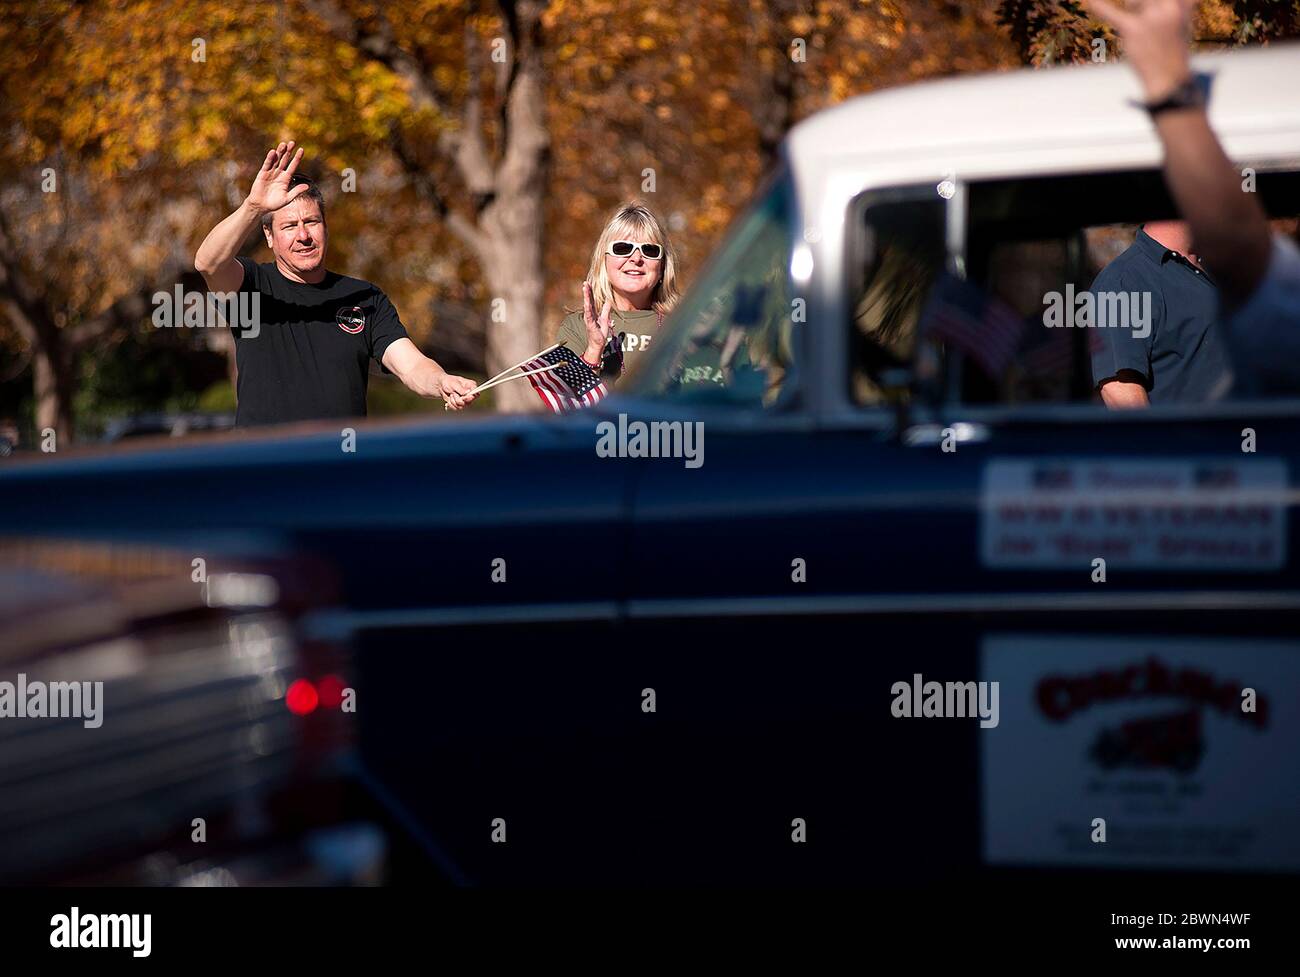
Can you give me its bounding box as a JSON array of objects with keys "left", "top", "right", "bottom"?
[
  {"left": 1152, "top": 107, "right": 1272, "bottom": 305},
  {"left": 392, "top": 354, "right": 449, "bottom": 399},
  {"left": 1099, "top": 380, "right": 1150, "bottom": 408},
  {"left": 380, "top": 339, "right": 476, "bottom": 408},
  {"left": 195, "top": 199, "right": 262, "bottom": 276}
]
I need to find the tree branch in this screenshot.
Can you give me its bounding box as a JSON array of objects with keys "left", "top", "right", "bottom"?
[
  {"left": 458, "top": 16, "right": 497, "bottom": 200},
  {"left": 493, "top": 0, "right": 549, "bottom": 197},
  {"left": 66, "top": 263, "right": 187, "bottom": 349},
  {"left": 0, "top": 209, "right": 54, "bottom": 346},
  {"left": 391, "top": 134, "right": 491, "bottom": 259},
  {"left": 304, "top": 0, "right": 494, "bottom": 196},
  {"left": 301, "top": 0, "right": 445, "bottom": 115},
  {"left": 305, "top": 0, "right": 496, "bottom": 237}
]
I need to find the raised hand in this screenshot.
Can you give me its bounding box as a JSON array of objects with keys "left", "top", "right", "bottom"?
[
  {"left": 582, "top": 280, "right": 613, "bottom": 365},
  {"left": 246, "top": 141, "right": 310, "bottom": 216},
  {"left": 1085, "top": 0, "right": 1197, "bottom": 101}
]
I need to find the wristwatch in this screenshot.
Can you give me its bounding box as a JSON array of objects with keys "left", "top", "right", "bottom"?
[{"left": 1140, "top": 73, "right": 1210, "bottom": 117}]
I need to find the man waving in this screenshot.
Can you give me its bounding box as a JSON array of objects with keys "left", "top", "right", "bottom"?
[{"left": 195, "top": 141, "right": 478, "bottom": 425}]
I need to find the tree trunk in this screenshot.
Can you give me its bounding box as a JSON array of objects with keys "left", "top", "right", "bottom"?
[
  {"left": 482, "top": 240, "right": 545, "bottom": 413},
  {"left": 307, "top": 0, "right": 551, "bottom": 413},
  {"left": 753, "top": 1, "right": 798, "bottom": 171},
  {"left": 32, "top": 333, "right": 74, "bottom": 445},
  {"left": 476, "top": 5, "right": 549, "bottom": 413}
]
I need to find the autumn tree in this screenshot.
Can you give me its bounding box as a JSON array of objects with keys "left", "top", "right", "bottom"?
[
  {"left": 0, "top": 2, "right": 203, "bottom": 441},
  {"left": 543, "top": 1, "right": 1018, "bottom": 331},
  {"left": 997, "top": 0, "right": 1300, "bottom": 65},
  {"left": 0, "top": 1, "right": 480, "bottom": 434},
  {"left": 0, "top": 0, "right": 1031, "bottom": 436}
]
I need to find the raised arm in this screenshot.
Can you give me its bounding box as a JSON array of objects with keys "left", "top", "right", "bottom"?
[
  {"left": 1086, "top": 0, "right": 1273, "bottom": 307},
  {"left": 194, "top": 141, "right": 310, "bottom": 293}
]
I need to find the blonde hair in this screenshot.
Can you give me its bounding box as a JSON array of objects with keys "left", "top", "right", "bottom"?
[{"left": 583, "top": 200, "right": 682, "bottom": 317}]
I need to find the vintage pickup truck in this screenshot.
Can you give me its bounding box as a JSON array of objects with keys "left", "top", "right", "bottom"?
[{"left": 2, "top": 43, "right": 1298, "bottom": 886}]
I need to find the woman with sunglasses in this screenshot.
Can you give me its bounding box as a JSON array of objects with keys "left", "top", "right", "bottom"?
[{"left": 556, "top": 201, "right": 681, "bottom": 383}]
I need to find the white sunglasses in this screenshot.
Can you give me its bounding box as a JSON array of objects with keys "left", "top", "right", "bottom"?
[{"left": 606, "top": 240, "right": 663, "bottom": 260}]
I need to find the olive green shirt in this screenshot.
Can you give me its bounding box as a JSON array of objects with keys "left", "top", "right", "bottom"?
[{"left": 555, "top": 308, "right": 662, "bottom": 384}]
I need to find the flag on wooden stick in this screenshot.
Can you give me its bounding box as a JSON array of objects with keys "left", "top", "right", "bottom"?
[{"left": 522, "top": 344, "right": 609, "bottom": 413}]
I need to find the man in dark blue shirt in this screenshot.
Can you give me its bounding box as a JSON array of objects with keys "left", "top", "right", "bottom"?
[
  {"left": 1088, "top": 0, "right": 1300, "bottom": 395},
  {"left": 1090, "top": 221, "right": 1231, "bottom": 407}
]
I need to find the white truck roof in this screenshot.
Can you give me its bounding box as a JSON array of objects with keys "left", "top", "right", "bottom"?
[{"left": 785, "top": 42, "right": 1300, "bottom": 229}]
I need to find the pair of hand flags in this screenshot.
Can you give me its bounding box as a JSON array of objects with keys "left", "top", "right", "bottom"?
[{"left": 455, "top": 342, "right": 608, "bottom": 413}]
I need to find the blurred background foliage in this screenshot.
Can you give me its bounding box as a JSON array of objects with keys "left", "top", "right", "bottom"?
[{"left": 0, "top": 0, "right": 1294, "bottom": 443}]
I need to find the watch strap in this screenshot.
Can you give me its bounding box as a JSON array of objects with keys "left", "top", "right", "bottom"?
[{"left": 1137, "top": 72, "right": 1211, "bottom": 117}]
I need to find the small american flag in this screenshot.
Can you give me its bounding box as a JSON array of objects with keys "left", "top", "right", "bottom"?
[
  {"left": 1019, "top": 327, "right": 1104, "bottom": 378},
  {"left": 920, "top": 274, "right": 1026, "bottom": 379},
  {"left": 1020, "top": 330, "right": 1074, "bottom": 377},
  {"left": 524, "top": 344, "right": 609, "bottom": 413}
]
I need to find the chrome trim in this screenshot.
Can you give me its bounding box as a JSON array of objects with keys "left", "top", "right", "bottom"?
[
  {"left": 301, "top": 601, "right": 622, "bottom": 640},
  {"left": 903, "top": 422, "right": 991, "bottom": 447},
  {"left": 0, "top": 613, "right": 301, "bottom": 881},
  {"left": 627, "top": 591, "right": 1300, "bottom": 618},
  {"left": 300, "top": 590, "right": 1300, "bottom": 637}
]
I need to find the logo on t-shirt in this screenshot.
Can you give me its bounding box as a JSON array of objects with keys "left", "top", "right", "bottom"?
[{"left": 335, "top": 306, "right": 367, "bottom": 334}]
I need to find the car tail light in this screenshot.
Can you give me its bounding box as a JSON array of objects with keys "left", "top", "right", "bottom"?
[{"left": 285, "top": 679, "right": 319, "bottom": 716}]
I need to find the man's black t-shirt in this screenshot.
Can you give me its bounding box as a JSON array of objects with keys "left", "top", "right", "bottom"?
[{"left": 230, "top": 257, "right": 409, "bottom": 426}]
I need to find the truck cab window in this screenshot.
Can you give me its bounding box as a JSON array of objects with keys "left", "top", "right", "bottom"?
[{"left": 623, "top": 172, "right": 800, "bottom": 410}]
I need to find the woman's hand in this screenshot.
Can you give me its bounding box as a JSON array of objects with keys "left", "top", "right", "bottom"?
[{"left": 582, "top": 281, "right": 613, "bottom": 366}]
